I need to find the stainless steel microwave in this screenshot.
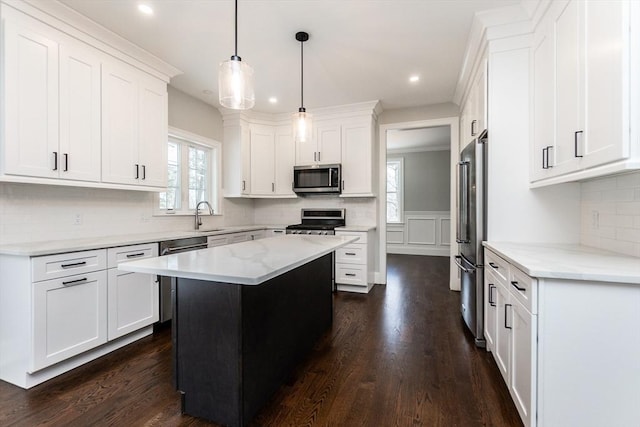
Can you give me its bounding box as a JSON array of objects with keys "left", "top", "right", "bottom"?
[{"left": 293, "top": 164, "right": 341, "bottom": 194}]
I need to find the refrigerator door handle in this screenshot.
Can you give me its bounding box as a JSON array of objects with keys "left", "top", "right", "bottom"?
[
  {"left": 454, "top": 255, "right": 475, "bottom": 273},
  {"left": 456, "top": 161, "right": 470, "bottom": 243}
]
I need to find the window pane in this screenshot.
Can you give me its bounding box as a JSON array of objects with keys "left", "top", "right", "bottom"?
[
  {"left": 188, "top": 146, "right": 209, "bottom": 210},
  {"left": 160, "top": 141, "right": 181, "bottom": 210}
]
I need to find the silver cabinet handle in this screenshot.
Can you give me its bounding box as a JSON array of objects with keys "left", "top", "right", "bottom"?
[
  {"left": 272, "top": 182, "right": 275, "bottom": 192},
  {"left": 242, "top": 180, "right": 246, "bottom": 191},
  {"left": 488, "top": 284, "right": 496, "bottom": 307},
  {"left": 135, "top": 164, "right": 139, "bottom": 179},
  {"left": 574, "top": 131, "right": 584, "bottom": 158},
  {"left": 63, "top": 153, "right": 68, "bottom": 172},
  {"left": 345, "top": 252, "right": 356, "bottom": 256},
  {"left": 314, "top": 152, "right": 317, "bottom": 162},
  {"left": 454, "top": 255, "right": 474, "bottom": 273},
  {"left": 345, "top": 273, "right": 356, "bottom": 277},
  {"left": 52, "top": 152, "right": 58, "bottom": 171},
  {"left": 141, "top": 165, "right": 146, "bottom": 180},
  {"left": 504, "top": 304, "right": 512, "bottom": 329}
]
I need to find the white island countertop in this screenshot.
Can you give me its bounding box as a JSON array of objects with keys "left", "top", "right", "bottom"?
[
  {"left": 483, "top": 242, "right": 640, "bottom": 284},
  {"left": 119, "top": 234, "right": 358, "bottom": 285}
]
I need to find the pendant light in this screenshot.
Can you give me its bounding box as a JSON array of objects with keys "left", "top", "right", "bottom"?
[
  {"left": 218, "top": 0, "right": 255, "bottom": 110},
  {"left": 292, "top": 31, "right": 312, "bottom": 143}
]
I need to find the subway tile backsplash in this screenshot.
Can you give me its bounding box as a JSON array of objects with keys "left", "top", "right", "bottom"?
[{"left": 580, "top": 171, "right": 640, "bottom": 257}]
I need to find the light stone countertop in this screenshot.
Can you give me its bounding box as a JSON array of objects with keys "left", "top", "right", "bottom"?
[
  {"left": 483, "top": 242, "right": 640, "bottom": 284},
  {"left": 336, "top": 225, "right": 376, "bottom": 232},
  {"left": 119, "top": 234, "right": 358, "bottom": 285},
  {"left": 0, "top": 225, "right": 288, "bottom": 257}
]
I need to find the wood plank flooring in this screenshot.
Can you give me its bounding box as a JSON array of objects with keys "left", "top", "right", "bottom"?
[{"left": 0, "top": 254, "right": 522, "bottom": 426}]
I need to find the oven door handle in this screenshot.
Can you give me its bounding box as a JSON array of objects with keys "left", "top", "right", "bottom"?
[
  {"left": 454, "top": 255, "right": 475, "bottom": 273},
  {"left": 161, "top": 244, "right": 208, "bottom": 255}
]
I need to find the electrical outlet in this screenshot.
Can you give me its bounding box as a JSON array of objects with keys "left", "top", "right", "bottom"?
[
  {"left": 591, "top": 210, "right": 599, "bottom": 230},
  {"left": 74, "top": 213, "right": 83, "bottom": 225}
]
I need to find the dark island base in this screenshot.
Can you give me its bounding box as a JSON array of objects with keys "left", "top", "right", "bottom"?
[{"left": 172, "top": 253, "right": 334, "bottom": 427}]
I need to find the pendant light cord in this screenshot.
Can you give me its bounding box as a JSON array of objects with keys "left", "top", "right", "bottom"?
[
  {"left": 300, "top": 39, "right": 304, "bottom": 109},
  {"left": 234, "top": 0, "right": 238, "bottom": 57}
]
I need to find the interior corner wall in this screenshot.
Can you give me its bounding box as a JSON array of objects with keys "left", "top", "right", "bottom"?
[{"left": 167, "top": 86, "right": 223, "bottom": 141}]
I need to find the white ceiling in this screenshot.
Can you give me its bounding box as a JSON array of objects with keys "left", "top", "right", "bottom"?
[
  {"left": 58, "top": 0, "right": 521, "bottom": 114},
  {"left": 387, "top": 126, "right": 450, "bottom": 152}
]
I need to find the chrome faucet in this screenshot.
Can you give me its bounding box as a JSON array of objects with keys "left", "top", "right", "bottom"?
[{"left": 195, "top": 201, "right": 214, "bottom": 230}]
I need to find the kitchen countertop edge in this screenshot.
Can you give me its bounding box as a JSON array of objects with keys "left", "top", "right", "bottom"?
[
  {"left": 119, "top": 235, "right": 358, "bottom": 285},
  {"left": 483, "top": 241, "right": 640, "bottom": 284},
  {"left": 0, "top": 225, "right": 289, "bottom": 257}
]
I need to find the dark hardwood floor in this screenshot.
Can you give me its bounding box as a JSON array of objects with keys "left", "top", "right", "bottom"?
[{"left": 0, "top": 254, "right": 522, "bottom": 426}]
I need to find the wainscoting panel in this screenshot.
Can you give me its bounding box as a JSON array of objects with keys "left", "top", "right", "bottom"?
[{"left": 387, "top": 211, "right": 450, "bottom": 256}]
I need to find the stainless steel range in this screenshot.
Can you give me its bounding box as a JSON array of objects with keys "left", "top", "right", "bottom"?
[{"left": 286, "top": 208, "right": 346, "bottom": 235}]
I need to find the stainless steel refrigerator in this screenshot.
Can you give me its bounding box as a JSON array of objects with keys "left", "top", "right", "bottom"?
[{"left": 455, "top": 130, "right": 487, "bottom": 347}]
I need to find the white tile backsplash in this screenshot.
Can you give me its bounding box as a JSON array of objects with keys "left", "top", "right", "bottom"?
[
  {"left": 0, "top": 182, "right": 255, "bottom": 245},
  {"left": 581, "top": 171, "right": 640, "bottom": 257}
]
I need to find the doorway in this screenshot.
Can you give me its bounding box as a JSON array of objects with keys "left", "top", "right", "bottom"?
[{"left": 377, "top": 117, "right": 459, "bottom": 290}]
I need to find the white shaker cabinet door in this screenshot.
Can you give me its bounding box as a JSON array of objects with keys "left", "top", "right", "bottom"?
[
  {"left": 32, "top": 271, "right": 108, "bottom": 372},
  {"left": 101, "top": 61, "right": 139, "bottom": 185},
  {"left": 138, "top": 74, "right": 168, "bottom": 188},
  {"left": 59, "top": 42, "right": 102, "bottom": 182},
  {"left": 582, "top": 0, "right": 629, "bottom": 168},
  {"left": 250, "top": 125, "right": 276, "bottom": 195},
  {"left": 510, "top": 298, "right": 537, "bottom": 427},
  {"left": 315, "top": 121, "right": 341, "bottom": 164},
  {"left": 341, "top": 119, "right": 373, "bottom": 196},
  {"left": 107, "top": 268, "right": 159, "bottom": 340},
  {"left": 274, "top": 127, "right": 295, "bottom": 196},
  {"left": 2, "top": 20, "right": 59, "bottom": 178},
  {"left": 494, "top": 281, "right": 511, "bottom": 383}
]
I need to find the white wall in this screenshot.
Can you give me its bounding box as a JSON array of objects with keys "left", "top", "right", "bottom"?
[
  {"left": 580, "top": 171, "right": 640, "bottom": 257},
  {"left": 0, "top": 86, "right": 254, "bottom": 245}
]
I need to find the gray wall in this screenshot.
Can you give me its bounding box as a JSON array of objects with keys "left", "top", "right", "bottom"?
[
  {"left": 168, "top": 86, "right": 223, "bottom": 141},
  {"left": 389, "top": 149, "right": 451, "bottom": 212}
]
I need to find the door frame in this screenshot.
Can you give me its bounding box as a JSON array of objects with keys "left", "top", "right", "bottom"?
[{"left": 376, "top": 116, "right": 460, "bottom": 290}]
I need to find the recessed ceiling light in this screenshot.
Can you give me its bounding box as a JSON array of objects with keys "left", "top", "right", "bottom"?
[
  {"left": 138, "top": 4, "right": 154, "bottom": 15},
  {"left": 409, "top": 75, "right": 420, "bottom": 83},
  {"left": 268, "top": 97, "right": 278, "bottom": 104}
]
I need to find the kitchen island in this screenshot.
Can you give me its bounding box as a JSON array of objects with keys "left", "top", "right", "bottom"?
[{"left": 119, "top": 235, "right": 357, "bottom": 427}]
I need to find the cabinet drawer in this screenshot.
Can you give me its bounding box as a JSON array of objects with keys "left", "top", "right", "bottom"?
[
  {"left": 509, "top": 266, "right": 537, "bottom": 314},
  {"left": 485, "top": 249, "right": 509, "bottom": 284},
  {"left": 336, "top": 245, "right": 365, "bottom": 264},
  {"left": 228, "top": 232, "right": 250, "bottom": 244},
  {"left": 335, "top": 231, "right": 367, "bottom": 243},
  {"left": 107, "top": 243, "right": 158, "bottom": 268},
  {"left": 335, "top": 264, "right": 367, "bottom": 286},
  {"left": 32, "top": 249, "right": 107, "bottom": 282}
]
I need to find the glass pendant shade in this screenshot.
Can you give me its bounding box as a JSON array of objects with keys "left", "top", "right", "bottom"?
[
  {"left": 292, "top": 109, "right": 313, "bottom": 143},
  {"left": 219, "top": 57, "right": 255, "bottom": 110}
]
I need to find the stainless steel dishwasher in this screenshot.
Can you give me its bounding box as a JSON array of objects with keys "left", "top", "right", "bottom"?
[{"left": 158, "top": 236, "right": 208, "bottom": 322}]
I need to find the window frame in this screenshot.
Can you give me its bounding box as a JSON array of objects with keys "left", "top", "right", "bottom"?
[
  {"left": 154, "top": 127, "right": 222, "bottom": 217},
  {"left": 386, "top": 157, "right": 404, "bottom": 224}
]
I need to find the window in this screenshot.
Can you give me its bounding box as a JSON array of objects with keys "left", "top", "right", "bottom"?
[
  {"left": 387, "top": 158, "right": 403, "bottom": 223},
  {"left": 157, "top": 128, "right": 221, "bottom": 215}
]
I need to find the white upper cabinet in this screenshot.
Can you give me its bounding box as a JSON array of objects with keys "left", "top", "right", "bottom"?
[
  {"left": 0, "top": 3, "right": 177, "bottom": 190},
  {"left": 340, "top": 117, "right": 375, "bottom": 196},
  {"left": 295, "top": 120, "right": 341, "bottom": 165},
  {"left": 460, "top": 60, "right": 487, "bottom": 145},
  {"left": 59, "top": 41, "right": 102, "bottom": 182},
  {"left": 249, "top": 124, "right": 276, "bottom": 195},
  {"left": 530, "top": 0, "right": 638, "bottom": 186},
  {"left": 102, "top": 61, "right": 167, "bottom": 188},
  {"left": 274, "top": 126, "right": 295, "bottom": 196},
  {"left": 2, "top": 19, "right": 59, "bottom": 179}
]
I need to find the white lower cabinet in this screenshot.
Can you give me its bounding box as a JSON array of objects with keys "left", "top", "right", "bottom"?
[
  {"left": 334, "top": 230, "right": 374, "bottom": 293},
  {"left": 106, "top": 243, "right": 159, "bottom": 340},
  {"left": 32, "top": 270, "right": 107, "bottom": 372},
  {"left": 484, "top": 247, "right": 640, "bottom": 427},
  {"left": 0, "top": 244, "right": 159, "bottom": 389},
  {"left": 485, "top": 249, "right": 536, "bottom": 427}
]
